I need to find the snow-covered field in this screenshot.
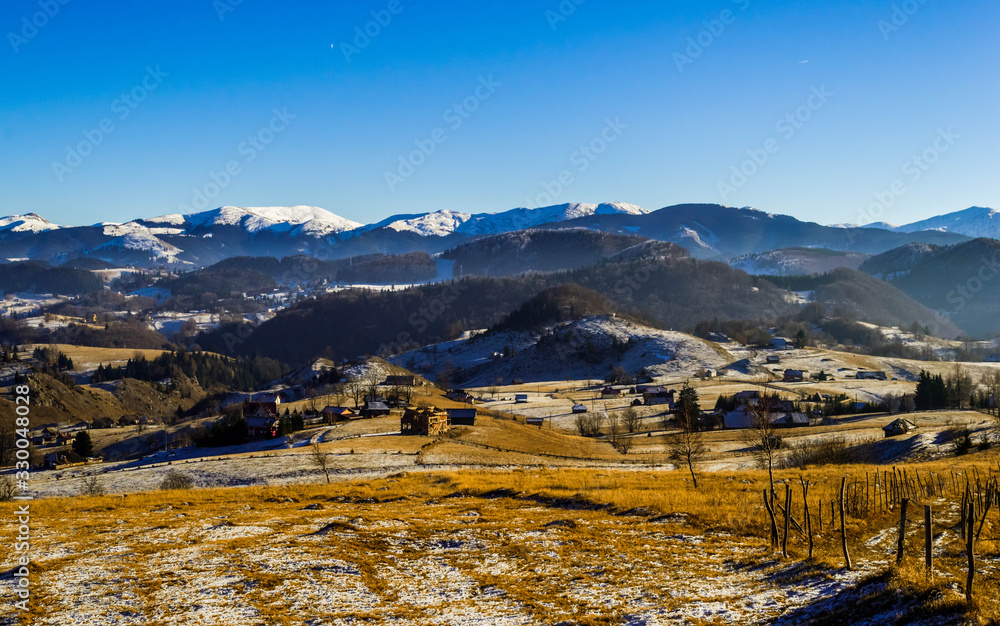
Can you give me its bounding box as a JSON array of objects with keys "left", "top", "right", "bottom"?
[{"left": 0, "top": 481, "right": 895, "bottom": 626}]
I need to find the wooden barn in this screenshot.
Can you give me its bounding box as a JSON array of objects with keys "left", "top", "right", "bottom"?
[
  {"left": 446, "top": 408, "right": 477, "bottom": 426},
  {"left": 321, "top": 406, "right": 356, "bottom": 423},
  {"left": 401, "top": 407, "right": 450, "bottom": 436},
  {"left": 245, "top": 400, "right": 279, "bottom": 439}
]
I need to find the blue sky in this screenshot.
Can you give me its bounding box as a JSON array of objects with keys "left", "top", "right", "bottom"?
[{"left": 1, "top": 0, "right": 997, "bottom": 227}]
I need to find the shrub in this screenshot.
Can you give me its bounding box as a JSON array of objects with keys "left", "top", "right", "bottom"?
[
  {"left": 80, "top": 475, "right": 105, "bottom": 496},
  {"left": 160, "top": 471, "right": 194, "bottom": 490},
  {"left": 782, "top": 437, "right": 878, "bottom": 468},
  {"left": 0, "top": 475, "right": 16, "bottom": 502}
]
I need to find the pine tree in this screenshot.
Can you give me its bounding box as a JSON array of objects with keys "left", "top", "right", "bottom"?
[{"left": 73, "top": 431, "right": 94, "bottom": 458}]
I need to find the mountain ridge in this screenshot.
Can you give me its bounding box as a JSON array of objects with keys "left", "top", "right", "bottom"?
[{"left": 0, "top": 202, "right": 984, "bottom": 268}]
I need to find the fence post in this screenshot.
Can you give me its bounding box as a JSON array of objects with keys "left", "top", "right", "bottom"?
[
  {"left": 840, "top": 476, "right": 852, "bottom": 570},
  {"left": 782, "top": 485, "right": 791, "bottom": 559},
  {"left": 924, "top": 504, "right": 933, "bottom": 578},
  {"left": 896, "top": 498, "right": 909, "bottom": 565},
  {"left": 961, "top": 487, "right": 968, "bottom": 541},
  {"left": 763, "top": 489, "right": 778, "bottom": 549},
  {"left": 802, "top": 480, "right": 814, "bottom": 560},
  {"left": 966, "top": 500, "right": 975, "bottom": 603}
]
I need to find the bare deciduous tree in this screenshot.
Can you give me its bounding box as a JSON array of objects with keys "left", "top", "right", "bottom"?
[
  {"left": 80, "top": 475, "right": 105, "bottom": 497},
  {"left": 311, "top": 439, "right": 332, "bottom": 483},
  {"left": 621, "top": 407, "right": 641, "bottom": 433},
  {"left": 984, "top": 370, "right": 1000, "bottom": 417},
  {"left": 0, "top": 418, "right": 16, "bottom": 467},
  {"left": 667, "top": 386, "right": 706, "bottom": 488},
  {"left": 738, "top": 398, "right": 781, "bottom": 499},
  {"left": 345, "top": 377, "right": 366, "bottom": 409},
  {"left": 575, "top": 411, "right": 605, "bottom": 437}
]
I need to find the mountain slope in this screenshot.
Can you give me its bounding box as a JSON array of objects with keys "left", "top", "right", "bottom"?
[
  {"left": 865, "top": 238, "right": 1000, "bottom": 337},
  {"left": 0, "top": 202, "right": 975, "bottom": 269},
  {"left": 355, "top": 202, "right": 648, "bottom": 238},
  {"left": 441, "top": 229, "right": 654, "bottom": 277},
  {"left": 542, "top": 204, "right": 969, "bottom": 259},
  {"left": 894, "top": 207, "right": 1000, "bottom": 238},
  {"left": 731, "top": 248, "right": 869, "bottom": 276},
  {"left": 763, "top": 268, "right": 962, "bottom": 338},
  {"left": 195, "top": 253, "right": 797, "bottom": 366}
]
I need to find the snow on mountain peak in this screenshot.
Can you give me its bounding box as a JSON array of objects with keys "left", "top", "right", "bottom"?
[
  {"left": 146, "top": 205, "right": 364, "bottom": 235},
  {"left": 0, "top": 213, "right": 61, "bottom": 233},
  {"left": 894, "top": 206, "right": 999, "bottom": 238},
  {"left": 357, "top": 202, "right": 648, "bottom": 238}
]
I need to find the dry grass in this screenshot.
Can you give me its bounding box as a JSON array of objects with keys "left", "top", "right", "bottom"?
[{"left": 3, "top": 451, "right": 998, "bottom": 624}]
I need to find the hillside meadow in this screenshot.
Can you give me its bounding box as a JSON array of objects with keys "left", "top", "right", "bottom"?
[{"left": 3, "top": 453, "right": 999, "bottom": 624}]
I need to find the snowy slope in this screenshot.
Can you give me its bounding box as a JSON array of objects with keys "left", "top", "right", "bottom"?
[
  {"left": 366, "top": 202, "right": 648, "bottom": 238},
  {"left": 894, "top": 207, "right": 1000, "bottom": 238},
  {"left": 832, "top": 207, "right": 1000, "bottom": 238},
  {"left": 0, "top": 213, "right": 61, "bottom": 233},
  {"left": 144, "top": 206, "right": 363, "bottom": 235},
  {"left": 94, "top": 232, "right": 183, "bottom": 258}
]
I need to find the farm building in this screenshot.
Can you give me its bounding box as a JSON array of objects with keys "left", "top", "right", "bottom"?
[
  {"left": 515, "top": 394, "right": 529, "bottom": 404},
  {"left": 383, "top": 375, "right": 417, "bottom": 387},
  {"left": 601, "top": 387, "right": 622, "bottom": 399},
  {"left": 401, "top": 407, "right": 450, "bottom": 436},
  {"left": 856, "top": 371, "right": 888, "bottom": 380},
  {"left": 643, "top": 387, "right": 676, "bottom": 407},
  {"left": 245, "top": 399, "right": 280, "bottom": 439},
  {"left": 42, "top": 449, "right": 87, "bottom": 469},
  {"left": 361, "top": 401, "right": 391, "bottom": 418},
  {"left": 526, "top": 417, "right": 545, "bottom": 427},
  {"left": 883, "top": 418, "right": 917, "bottom": 437},
  {"left": 447, "top": 408, "right": 477, "bottom": 426},
  {"left": 723, "top": 394, "right": 808, "bottom": 429},
  {"left": 572, "top": 404, "right": 588, "bottom": 414},
  {"left": 783, "top": 370, "right": 805, "bottom": 383},
  {"left": 446, "top": 390, "right": 475, "bottom": 403},
  {"left": 766, "top": 355, "right": 781, "bottom": 364},
  {"left": 770, "top": 337, "right": 790, "bottom": 350},
  {"left": 321, "top": 406, "right": 355, "bottom": 423}
]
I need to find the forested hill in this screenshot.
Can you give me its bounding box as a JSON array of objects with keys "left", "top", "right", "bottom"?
[
  {"left": 0, "top": 262, "right": 103, "bottom": 296},
  {"left": 195, "top": 254, "right": 797, "bottom": 365},
  {"left": 441, "top": 229, "right": 653, "bottom": 277}
]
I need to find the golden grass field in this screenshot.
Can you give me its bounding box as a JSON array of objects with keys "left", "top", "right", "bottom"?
[{"left": 3, "top": 450, "right": 999, "bottom": 625}]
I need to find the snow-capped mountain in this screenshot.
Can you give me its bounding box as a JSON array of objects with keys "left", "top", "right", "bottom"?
[
  {"left": 143, "top": 205, "right": 363, "bottom": 236},
  {"left": 893, "top": 207, "right": 999, "bottom": 238},
  {"left": 0, "top": 213, "right": 61, "bottom": 234},
  {"left": 831, "top": 207, "right": 999, "bottom": 239},
  {"left": 0, "top": 202, "right": 978, "bottom": 269},
  {"left": 356, "top": 202, "right": 648, "bottom": 238}
]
